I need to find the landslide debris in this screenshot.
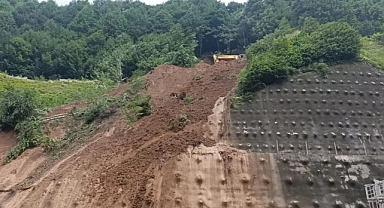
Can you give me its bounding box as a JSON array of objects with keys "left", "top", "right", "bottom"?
[{"left": 0, "top": 60, "right": 246, "bottom": 208}]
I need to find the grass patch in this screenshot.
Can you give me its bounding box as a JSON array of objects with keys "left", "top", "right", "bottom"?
[
  {"left": 78, "top": 96, "right": 117, "bottom": 124},
  {"left": 184, "top": 97, "right": 194, "bottom": 105},
  {"left": 0, "top": 73, "right": 114, "bottom": 109},
  {"left": 360, "top": 37, "right": 384, "bottom": 70},
  {"left": 199, "top": 95, "right": 208, "bottom": 101},
  {"left": 123, "top": 94, "right": 151, "bottom": 125},
  {"left": 230, "top": 96, "right": 244, "bottom": 109}
]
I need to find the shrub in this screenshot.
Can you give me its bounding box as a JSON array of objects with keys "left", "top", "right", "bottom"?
[
  {"left": 123, "top": 94, "right": 151, "bottom": 124},
  {"left": 311, "top": 62, "right": 329, "bottom": 78},
  {"left": 5, "top": 116, "right": 47, "bottom": 162},
  {"left": 127, "top": 76, "right": 146, "bottom": 95},
  {"left": 80, "top": 96, "right": 116, "bottom": 124},
  {"left": 310, "top": 22, "right": 361, "bottom": 63},
  {"left": 184, "top": 97, "right": 194, "bottom": 105},
  {"left": 372, "top": 33, "right": 384, "bottom": 45},
  {"left": 0, "top": 88, "right": 38, "bottom": 130},
  {"left": 360, "top": 36, "right": 384, "bottom": 69},
  {"left": 169, "top": 114, "right": 190, "bottom": 132},
  {"left": 238, "top": 52, "right": 298, "bottom": 94}
]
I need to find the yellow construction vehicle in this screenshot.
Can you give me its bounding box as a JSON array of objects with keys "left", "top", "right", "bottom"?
[{"left": 213, "top": 54, "right": 239, "bottom": 63}]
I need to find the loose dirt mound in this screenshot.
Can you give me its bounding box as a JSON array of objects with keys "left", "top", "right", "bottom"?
[
  {"left": 0, "top": 60, "right": 246, "bottom": 208},
  {"left": 89, "top": 61, "right": 247, "bottom": 207}
]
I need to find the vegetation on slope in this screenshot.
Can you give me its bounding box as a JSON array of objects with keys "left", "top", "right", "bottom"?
[
  {"left": 0, "top": 87, "right": 46, "bottom": 162},
  {"left": 0, "top": 73, "right": 113, "bottom": 108},
  {"left": 1, "top": 75, "right": 151, "bottom": 162},
  {"left": 360, "top": 32, "right": 384, "bottom": 69},
  {"left": 238, "top": 19, "right": 361, "bottom": 95},
  {"left": 46, "top": 76, "right": 151, "bottom": 159}
]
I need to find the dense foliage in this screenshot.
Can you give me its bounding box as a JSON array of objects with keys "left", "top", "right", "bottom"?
[
  {"left": 361, "top": 31, "right": 384, "bottom": 69},
  {"left": 0, "top": 88, "right": 48, "bottom": 162},
  {"left": 0, "top": 0, "right": 383, "bottom": 81},
  {"left": 0, "top": 88, "right": 38, "bottom": 130},
  {"left": 5, "top": 116, "right": 47, "bottom": 162},
  {"left": 81, "top": 96, "right": 116, "bottom": 124},
  {"left": 239, "top": 20, "right": 361, "bottom": 95}
]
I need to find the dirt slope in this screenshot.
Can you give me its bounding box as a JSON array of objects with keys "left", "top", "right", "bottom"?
[
  {"left": 0, "top": 60, "right": 248, "bottom": 208},
  {"left": 155, "top": 145, "right": 286, "bottom": 207},
  {"left": 0, "top": 131, "right": 17, "bottom": 161}
]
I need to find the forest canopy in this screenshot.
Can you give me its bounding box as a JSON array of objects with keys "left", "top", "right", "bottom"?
[{"left": 0, "top": 0, "right": 383, "bottom": 82}]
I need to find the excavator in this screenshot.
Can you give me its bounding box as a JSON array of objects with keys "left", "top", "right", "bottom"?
[{"left": 212, "top": 54, "right": 246, "bottom": 63}]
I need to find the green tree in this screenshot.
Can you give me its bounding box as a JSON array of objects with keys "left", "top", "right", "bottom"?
[
  {"left": 239, "top": 21, "right": 361, "bottom": 95},
  {"left": 101, "top": 11, "right": 128, "bottom": 37},
  {"left": 310, "top": 22, "right": 361, "bottom": 62},
  {"left": 0, "top": 11, "right": 16, "bottom": 32},
  {"left": 1, "top": 37, "right": 34, "bottom": 77},
  {"left": 301, "top": 17, "right": 320, "bottom": 34},
  {"left": 0, "top": 88, "right": 38, "bottom": 131},
  {"left": 68, "top": 5, "right": 97, "bottom": 34},
  {"left": 0, "top": 0, "right": 14, "bottom": 12}
]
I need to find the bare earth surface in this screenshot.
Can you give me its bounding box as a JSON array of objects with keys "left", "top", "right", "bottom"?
[
  {"left": 0, "top": 60, "right": 276, "bottom": 208},
  {"left": 0, "top": 131, "right": 17, "bottom": 161}
]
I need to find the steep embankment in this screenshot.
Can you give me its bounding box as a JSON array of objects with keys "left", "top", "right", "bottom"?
[{"left": 0, "top": 60, "right": 253, "bottom": 208}]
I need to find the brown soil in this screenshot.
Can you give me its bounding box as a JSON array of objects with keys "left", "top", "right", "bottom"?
[
  {"left": 0, "top": 131, "right": 17, "bottom": 162},
  {"left": 0, "top": 60, "right": 247, "bottom": 208},
  {"left": 45, "top": 119, "right": 68, "bottom": 140},
  {"left": 46, "top": 101, "right": 86, "bottom": 117},
  {"left": 202, "top": 56, "right": 214, "bottom": 65},
  {"left": 108, "top": 83, "right": 130, "bottom": 98},
  {"left": 155, "top": 145, "right": 286, "bottom": 207},
  {"left": 88, "top": 61, "right": 247, "bottom": 207}
]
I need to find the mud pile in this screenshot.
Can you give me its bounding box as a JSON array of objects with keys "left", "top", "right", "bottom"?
[{"left": 0, "top": 60, "right": 248, "bottom": 208}]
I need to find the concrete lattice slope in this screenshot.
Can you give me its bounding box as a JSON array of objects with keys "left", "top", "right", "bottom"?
[{"left": 228, "top": 62, "right": 384, "bottom": 207}]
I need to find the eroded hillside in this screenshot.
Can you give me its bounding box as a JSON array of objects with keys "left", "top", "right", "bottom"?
[
  {"left": 0, "top": 60, "right": 252, "bottom": 208},
  {"left": 2, "top": 61, "right": 384, "bottom": 208}
]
